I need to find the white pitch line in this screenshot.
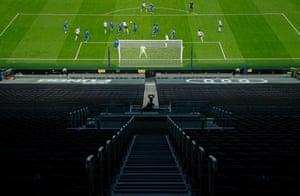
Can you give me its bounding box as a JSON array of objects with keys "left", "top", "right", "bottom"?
[
  {"left": 1, "top": 57, "right": 300, "bottom": 61},
  {"left": 1, "top": 12, "right": 300, "bottom": 62},
  {"left": 281, "top": 13, "right": 300, "bottom": 36},
  {"left": 218, "top": 42, "right": 226, "bottom": 60},
  {"left": 119, "top": 65, "right": 183, "bottom": 67},
  {"left": 184, "top": 41, "right": 219, "bottom": 44},
  {"left": 18, "top": 12, "right": 284, "bottom": 17},
  {"left": 0, "top": 57, "right": 112, "bottom": 61},
  {"left": 0, "top": 13, "right": 19, "bottom": 37},
  {"left": 228, "top": 57, "right": 300, "bottom": 60},
  {"left": 85, "top": 41, "right": 114, "bottom": 44},
  {"left": 112, "top": 59, "right": 182, "bottom": 60},
  {"left": 19, "top": 12, "right": 193, "bottom": 17},
  {"left": 192, "top": 57, "right": 300, "bottom": 61},
  {"left": 74, "top": 42, "right": 83, "bottom": 60},
  {"left": 186, "top": 12, "right": 283, "bottom": 16}
]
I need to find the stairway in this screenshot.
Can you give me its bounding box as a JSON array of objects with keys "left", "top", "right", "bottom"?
[
  {"left": 111, "top": 135, "right": 191, "bottom": 196},
  {"left": 143, "top": 77, "right": 159, "bottom": 109}
]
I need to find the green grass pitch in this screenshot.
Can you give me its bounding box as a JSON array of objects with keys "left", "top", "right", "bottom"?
[{"left": 0, "top": 0, "right": 300, "bottom": 71}]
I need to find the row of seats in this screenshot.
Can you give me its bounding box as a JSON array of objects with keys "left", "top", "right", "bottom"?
[
  {"left": 0, "top": 83, "right": 145, "bottom": 195},
  {"left": 157, "top": 83, "right": 300, "bottom": 107},
  {"left": 167, "top": 108, "right": 300, "bottom": 195},
  {"left": 0, "top": 83, "right": 145, "bottom": 130},
  {"left": 1, "top": 127, "right": 125, "bottom": 195}
]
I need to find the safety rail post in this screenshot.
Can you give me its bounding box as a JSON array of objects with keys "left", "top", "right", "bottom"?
[
  {"left": 97, "top": 146, "right": 105, "bottom": 196},
  {"left": 105, "top": 140, "right": 112, "bottom": 186},
  {"left": 111, "top": 134, "right": 117, "bottom": 180},
  {"left": 115, "top": 131, "right": 121, "bottom": 168},
  {"left": 198, "top": 146, "right": 205, "bottom": 196},
  {"left": 185, "top": 135, "right": 191, "bottom": 176},
  {"left": 119, "top": 128, "right": 125, "bottom": 158},
  {"left": 176, "top": 128, "right": 182, "bottom": 156},
  {"left": 180, "top": 131, "right": 186, "bottom": 167},
  {"left": 191, "top": 140, "right": 197, "bottom": 187},
  {"left": 86, "top": 154, "right": 96, "bottom": 196},
  {"left": 208, "top": 155, "right": 218, "bottom": 196}
]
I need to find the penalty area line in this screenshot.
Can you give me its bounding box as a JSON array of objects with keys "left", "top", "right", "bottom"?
[
  {"left": 218, "top": 42, "right": 226, "bottom": 60},
  {"left": 281, "top": 13, "right": 300, "bottom": 36},
  {"left": 0, "top": 13, "right": 19, "bottom": 37},
  {"left": 74, "top": 42, "right": 83, "bottom": 60}
]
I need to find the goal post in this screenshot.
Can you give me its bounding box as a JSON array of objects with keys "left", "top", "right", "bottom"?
[{"left": 118, "top": 40, "right": 183, "bottom": 67}]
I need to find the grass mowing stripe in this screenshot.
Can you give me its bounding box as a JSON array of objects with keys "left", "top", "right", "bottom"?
[
  {"left": 0, "top": 15, "right": 39, "bottom": 59},
  {"left": 10, "top": 15, "right": 73, "bottom": 58},
  {"left": 226, "top": 15, "right": 292, "bottom": 58},
  {"left": 1, "top": 0, "right": 300, "bottom": 70}
]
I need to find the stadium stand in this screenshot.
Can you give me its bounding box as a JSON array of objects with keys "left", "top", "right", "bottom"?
[{"left": 1, "top": 73, "right": 300, "bottom": 196}]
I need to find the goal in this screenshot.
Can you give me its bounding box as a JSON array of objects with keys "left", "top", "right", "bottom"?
[{"left": 118, "top": 40, "right": 183, "bottom": 67}]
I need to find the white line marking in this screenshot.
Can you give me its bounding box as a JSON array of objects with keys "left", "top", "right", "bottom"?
[
  {"left": 18, "top": 12, "right": 284, "bottom": 17},
  {"left": 1, "top": 57, "right": 300, "bottom": 61},
  {"left": 0, "top": 58, "right": 75, "bottom": 61},
  {"left": 185, "top": 41, "right": 219, "bottom": 44},
  {"left": 0, "top": 13, "right": 19, "bottom": 37},
  {"left": 1, "top": 12, "right": 300, "bottom": 62},
  {"left": 116, "top": 59, "right": 182, "bottom": 60},
  {"left": 281, "top": 13, "right": 300, "bottom": 36},
  {"left": 218, "top": 42, "right": 226, "bottom": 60},
  {"left": 74, "top": 42, "right": 83, "bottom": 60},
  {"left": 192, "top": 57, "right": 300, "bottom": 61},
  {"left": 19, "top": 12, "right": 192, "bottom": 17},
  {"left": 227, "top": 57, "right": 300, "bottom": 60},
  {"left": 85, "top": 41, "right": 113, "bottom": 44}
]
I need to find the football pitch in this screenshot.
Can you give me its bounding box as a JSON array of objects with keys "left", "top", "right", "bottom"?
[{"left": 0, "top": 0, "right": 300, "bottom": 71}]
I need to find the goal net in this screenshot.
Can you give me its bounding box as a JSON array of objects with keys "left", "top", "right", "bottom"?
[{"left": 118, "top": 40, "right": 183, "bottom": 67}]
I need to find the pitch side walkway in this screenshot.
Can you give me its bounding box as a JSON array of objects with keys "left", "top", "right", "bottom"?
[
  {"left": 143, "top": 77, "right": 159, "bottom": 109},
  {"left": 154, "top": 73, "right": 300, "bottom": 84},
  {"left": 1, "top": 73, "right": 299, "bottom": 110},
  {"left": 1, "top": 73, "right": 299, "bottom": 84}
]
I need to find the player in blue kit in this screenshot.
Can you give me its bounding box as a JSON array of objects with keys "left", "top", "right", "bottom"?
[
  {"left": 64, "top": 20, "right": 68, "bottom": 33},
  {"left": 133, "top": 23, "right": 137, "bottom": 34},
  {"left": 149, "top": 3, "right": 154, "bottom": 14},
  {"left": 118, "top": 23, "right": 123, "bottom": 35},
  {"left": 114, "top": 39, "right": 119, "bottom": 51},
  {"left": 152, "top": 24, "right": 159, "bottom": 37},
  {"left": 171, "top": 29, "right": 176, "bottom": 40},
  {"left": 84, "top": 29, "right": 89, "bottom": 43},
  {"left": 109, "top": 20, "right": 114, "bottom": 32}
]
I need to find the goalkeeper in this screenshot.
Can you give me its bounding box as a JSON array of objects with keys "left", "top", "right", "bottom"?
[{"left": 139, "top": 45, "right": 148, "bottom": 58}]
